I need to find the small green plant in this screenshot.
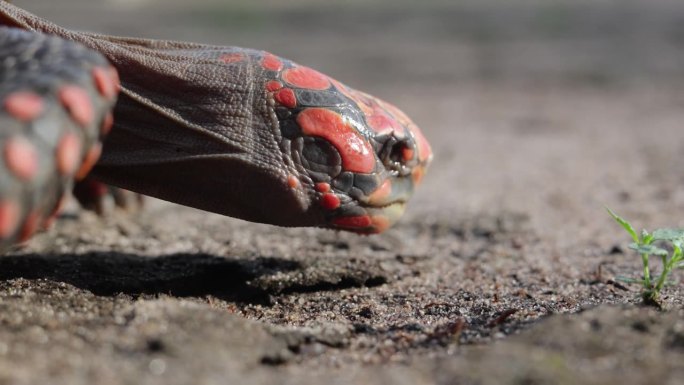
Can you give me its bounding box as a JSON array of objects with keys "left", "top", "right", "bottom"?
[{"left": 607, "top": 208, "right": 684, "bottom": 305}]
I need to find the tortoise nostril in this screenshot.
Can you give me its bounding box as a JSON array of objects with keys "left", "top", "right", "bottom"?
[
  {"left": 389, "top": 141, "right": 411, "bottom": 164},
  {"left": 381, "top": 137, "right": 414, "bottom": 176}
]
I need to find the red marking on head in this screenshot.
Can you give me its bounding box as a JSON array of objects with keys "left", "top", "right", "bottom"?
[
  {"left": 377, "top": 101, "right": 432, "bottom": 162},
  {"left": 0, "top": 200, "right": 20, "bottom": 238},
  {"left": 4, "top": 91, "right": 44, "bottom": 122},
  {"left": 274, "top": 88, "right": 297, "bottom": 108},
  {"left": 75, "top": 144, "right": 102, "bottom": 180},
  {"left": 412, "top": 167, "right": 425, "bottom": 185},
  {"left": 332, "top": 85, "right": 409, "bottom": 139},
  {"left": 56, "top": 133, "right": 81, "bottom": 176},
  {"left": 320, "top": 193, "right": 340, "bottom": 210},
  {"left": 297, "top": 108, "right": 375, "bottom": 173},
  {"left": 219, "top": 52, "right": 245, "bottom": 64},
  {"left": 315, "top": 182, "right": 330, "bottom": 193},
  {"left": 266, "top": 80, "right": 283, "bottom": 92},
  {"left": 377, "top": 100, "right": 408, "bottom": 125},
  {"left": 341, "top": 90, "right": 405, "bottom": 136},
  {"left": 368, "top": 179, "right": 392, "bottom": 205},
  {"left": 282, "top": 66, "right": 331, "bottom": 90},
  {"left": 287, "top": 175, "right": 300, "bottom": 189},
  {"left": 332, "top": 215, "right": 372, "bottom": 229},
  {"left": 367, "top": 108, "right": 404, "bottom": 135},
  {"left": 92, "top": 67, "right": 117, "bottom": 100},
  {"left": 4, "top": 137, "right": 38, "bottom": 181},
  {"left": 59, "top": 85, "right": 94, "bottom": 127},
  {"left": 101, "top": 111, "right": 114, "bottom": 136},
  {"left": 19, "top": 211, "right": 40, "bottom": 243},
  {"left": 262, "top": 53, "right": 283, "bottom": 72}
]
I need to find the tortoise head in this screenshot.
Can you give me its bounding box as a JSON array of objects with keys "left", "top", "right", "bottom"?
[
  {"left": 255, "top": 52, "right": 433, "bottom": 234},
  {"left": 94, "top": 45, "right": 431, "bottom": 234}
]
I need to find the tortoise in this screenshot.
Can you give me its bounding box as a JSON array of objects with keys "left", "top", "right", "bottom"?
[{"left": 0, "top": 2, "right": 432, "bottom": 252}]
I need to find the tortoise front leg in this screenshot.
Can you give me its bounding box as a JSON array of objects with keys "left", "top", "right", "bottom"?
[
  {"left": 0, "top": 27, "right": 118, "bottom": 251},
  {"left": 72, "top": 176, "right": 144, "bottom": 215}
]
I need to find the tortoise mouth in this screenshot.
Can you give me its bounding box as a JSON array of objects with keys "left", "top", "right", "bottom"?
[
  {"left": 362, "top": 199, "right": 407, "bottom": 210},
  {"left": 328, "top": 200, "right": 407, "bottom": 234},
  {"left": 320, "top": 165, "right": 423, "bottom": 234}
]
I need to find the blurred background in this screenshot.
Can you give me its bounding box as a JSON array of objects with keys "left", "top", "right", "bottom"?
[
  {"left": 18, "top": 0, "right": 684, "bottom": 87},
  {"left": 14, "top": 0, "right": 684, "bottom": 238}
]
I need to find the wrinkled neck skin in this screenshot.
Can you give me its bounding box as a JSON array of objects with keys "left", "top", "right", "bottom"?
[{"left": 0, "top": 2, "right": 318, "bottom": 226}]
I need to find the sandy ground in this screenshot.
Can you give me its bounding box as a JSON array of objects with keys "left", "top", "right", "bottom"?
[{"left": 2, "top": 0, "right": 684, "bottom": 383}]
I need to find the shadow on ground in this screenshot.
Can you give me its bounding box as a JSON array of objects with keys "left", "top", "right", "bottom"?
[
  {"left": 0, "top": 251, "right": 389, "bottom": 304},
  {"left": 0, "top": 253, "right": 298, "bottom": 303}
]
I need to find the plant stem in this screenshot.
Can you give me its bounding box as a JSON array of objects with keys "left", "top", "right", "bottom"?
[
  {"left": 655, "top": 267, "right": 669, "bottom": 293},
  {"left": 641, "top": 253, "right": 651, "bottom": 289},
  {"left": 655, "top": 256, "right": 676, "bottom": 293}
]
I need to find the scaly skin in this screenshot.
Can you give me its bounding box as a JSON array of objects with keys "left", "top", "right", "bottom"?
[
  {"left": 0, "top": 2, "right": 432, "bottom": 249},
  {"left": 0, "top": 25, "right": 116, "bottom": 250}
]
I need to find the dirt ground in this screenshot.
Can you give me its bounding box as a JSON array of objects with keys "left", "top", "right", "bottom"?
[{"left": 2, "top": 0, "right": 684, "bottom": 384}]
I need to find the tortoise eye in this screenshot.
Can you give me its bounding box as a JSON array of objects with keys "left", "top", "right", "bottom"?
[{"left": 300, "top": 137, "right": 342, "bottom": 180}]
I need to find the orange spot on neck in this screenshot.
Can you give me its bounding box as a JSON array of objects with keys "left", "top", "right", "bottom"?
[
  {"left": 275, "top": 88, "right": 297, "bottom": 108},
  {"left": 287, "top": 175, "right": 300, "bottom": 189},
  {"left": 266, "top": 80, "right": 283, "bottom": 92},
  {"left": 315, "top": 182, "right": 331, "bottom": 193},
  {"left": 262, "top": 53, "right": 283, "bottom": 71}
]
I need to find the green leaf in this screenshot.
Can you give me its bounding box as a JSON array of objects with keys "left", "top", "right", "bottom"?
[
  {"left": 642, "top": 232, "right": 654, "bottom": 245},
  {"left": 606, "top": 208, "right": 639, "bottom": 243},
  {"left": 628, "top": 243, "right": 669, "bottom": 256},
  {"left": 652, "top": 228, "right": 684, "bottom": 243},
  {"left": 670, "top": 246, "right": 683, "bottom": 262}
]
